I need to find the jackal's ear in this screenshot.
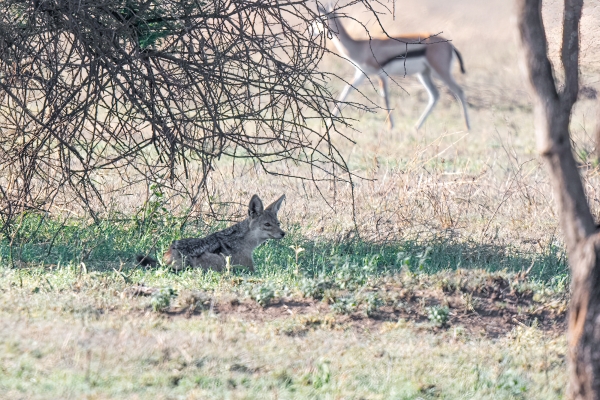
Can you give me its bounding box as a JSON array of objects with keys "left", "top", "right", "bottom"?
[
  {"left": 248, "top": 194, "right": 264, "bottom": 219},
  {"left": 266, "top": 194, "right": 285, "bottom": 214}
]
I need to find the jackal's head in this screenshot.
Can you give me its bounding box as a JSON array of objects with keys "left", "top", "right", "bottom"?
[{"left": 247, "top": 194, "right": 286, "bottom": 243}]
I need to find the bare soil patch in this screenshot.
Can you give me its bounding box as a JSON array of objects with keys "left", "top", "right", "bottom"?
[{"left": 151, "top": 274, "right": 567, "bottom": 338}]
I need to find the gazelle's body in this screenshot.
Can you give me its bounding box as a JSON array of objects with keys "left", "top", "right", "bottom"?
[{"left": 316, "top": 6, "right": 470, "bottom": 130}]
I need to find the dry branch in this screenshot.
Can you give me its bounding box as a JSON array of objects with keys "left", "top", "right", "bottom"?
[{"left": 0, "top": 0, "right": 378, "bottom": 229}]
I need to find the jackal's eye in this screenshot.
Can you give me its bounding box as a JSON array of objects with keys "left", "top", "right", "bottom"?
[{"left": 264, "top": 222, "right": 271, "bottom": 227}]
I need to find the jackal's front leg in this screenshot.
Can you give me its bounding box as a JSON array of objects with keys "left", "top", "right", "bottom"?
[{"left": 195, "top": 252, "right": 226, "bottom": 272}]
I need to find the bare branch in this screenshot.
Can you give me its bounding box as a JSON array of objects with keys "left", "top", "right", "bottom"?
[
  {"left": 561, "top": 0, "right": 583, "bottom": 107},
  {"left": 0, "top": 0, "right": 385, "bottom": 225},
  {"left": 516, "top": 0, "right": 559, "bottom": 107}
]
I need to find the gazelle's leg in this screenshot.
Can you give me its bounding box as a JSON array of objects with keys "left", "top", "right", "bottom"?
[
  {"left": 436, "top": 72, "right": 471, "bottom": 130},
  {"left": 442, "top": 75, "right": 471, "bottom": 130},
  {"left": 415, "top": 68, "right": 440, "bottom": 130},
  {"left": 378, "top": 75, "right": 394, "bottom": 130},
  {"left": 331, "top": 69, "right": 365, "bottom": 117}
]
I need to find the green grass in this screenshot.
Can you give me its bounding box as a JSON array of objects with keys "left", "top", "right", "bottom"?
[
  {"left": 0, "top": 213, "right": 569, "bottom": 398},
  {"left": 0, "top": 263, "right": 567, "bottom": 400},
  {"left": 2, "top": 213, "right": 568, "bottom": 285}
]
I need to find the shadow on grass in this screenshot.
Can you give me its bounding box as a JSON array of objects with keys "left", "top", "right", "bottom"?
[
  {"left": 1, "top": 216, "right": 567, "bottom": 282},
  {"left": 256, "top": 232, "right": 568, "bottom": 282}
]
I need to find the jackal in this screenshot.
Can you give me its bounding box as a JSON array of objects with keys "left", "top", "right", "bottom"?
[{"left": 136, "top": 194, "right": 285, "bottom": 272}]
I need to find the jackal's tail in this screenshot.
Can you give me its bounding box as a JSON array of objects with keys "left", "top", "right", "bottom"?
[
  {"left": 136, "top": 254, "right": 158, "bottom": 267},
  {"left": 453, "top": 47, "right": 466, "bottom": 74}
]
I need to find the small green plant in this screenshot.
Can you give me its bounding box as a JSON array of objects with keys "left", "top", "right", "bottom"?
[
  {"left": 550, "top": 273, "right": 569, "bottom": 293},
  {"left": 313, "top": 359, "right": 331, "bottom": 389},
  {"left": 397, "top": 251, "right": 412, "bottom": 268},
  {"left": 289, "top": 244, "right": 305, "bottom": 275},
  {"left": 364, "top": 292, "right": 383, "bottom": 317},
  {"left": 247, "top": 283, "right": 275, "bottom": 307},
  {"left": 417, "top": 247, "right": 433, "bottom": 270},
  {"left": 427, "top": 305, "right": 450, "bottom": 327},
  {"left": 331, "top": 295, "right": 357, "bottom": 314},
  {"left": 576, "top": 148, "right": 599, "bottom": 167},
  {"left": 462, "top": 292, "right": 477, "bottom": 313},
  {"left": 496, "top": 369, "right": 528, "bottom": 395},
  {"left": 150, "top": 287, "right": 176, "bottom": 312},
  {"left": 334, "top": 262, "right": 368, "bottom": 289},
  {"left": 396, "top": 247, "right": 433, "bottom": 272},
  {"left": 299, "top": 277, "right": 333, "bottom": 300}
]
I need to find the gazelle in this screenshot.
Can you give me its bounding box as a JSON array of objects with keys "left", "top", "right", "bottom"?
[{"left": 313, "top": 4, "right": 470, "bottom": 130}]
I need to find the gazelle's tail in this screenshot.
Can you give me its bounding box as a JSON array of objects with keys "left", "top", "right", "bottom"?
[{"left": 453, "top": 48, "right": 466, "bottom": 74}]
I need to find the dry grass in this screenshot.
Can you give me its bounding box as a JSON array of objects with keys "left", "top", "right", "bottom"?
[
  {"left": 2, "top": 0, "right": 600, "bottom": 398},
  {"left": 60, "top": 1, "right": 600, "bottom": 249}
]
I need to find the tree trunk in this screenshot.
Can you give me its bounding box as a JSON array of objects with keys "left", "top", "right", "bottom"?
[
  {"left": 596, "top": 102, "right": 600, "bottom": 161},
  {"left": 516, "top": 0, "right": 600, "bottom": 398},
  {"left": 569, "top": 240, "right": 600, "bottom": 399}
]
